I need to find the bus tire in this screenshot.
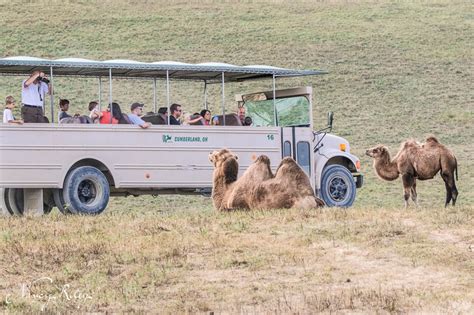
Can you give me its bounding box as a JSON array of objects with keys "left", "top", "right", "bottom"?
[
  {"left": 53, "top": 189, "right": 72, "bottom": 214},
  {"left": 0, "top": 189, "right": 8, "bottom": 216},
  {"left": 320, "top": 165, "right": 356, "bottom": 207},
  {"left": 3, "top": 188, "right": 23, "bottom": 215},
  {"left": 63, "top": 166, "right": 110, "bottom": 215},
  {"left": 1, "top": 188, "right": 53, "bottom": 215}
]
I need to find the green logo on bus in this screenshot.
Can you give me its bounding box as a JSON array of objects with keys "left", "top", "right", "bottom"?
[{"left": 162, "top": 134, "right": 208, "bottom": 143}]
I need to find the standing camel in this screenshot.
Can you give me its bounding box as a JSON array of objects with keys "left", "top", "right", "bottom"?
[{"left": 366, "top": 137, "right": 458, "bottom": 208}]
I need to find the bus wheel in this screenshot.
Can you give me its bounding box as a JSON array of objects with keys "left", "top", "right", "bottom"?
[
  {"left": 320, "top": 165, "right": 356, "bottom": 207},
  {"left": 53, "top": 189, "right": 73, "bottom": 214},
  {"left": 63, "top": 166, "right": 110, "bottom": 215},
  {"left": 3, "top": 188, "right": 54, "bottom": 215},
  {"left": 0, "top": 189, "right": 8, "bottom": 216},
  {"left": 3, "top": 188, "right": 23, "bottom": 215}
]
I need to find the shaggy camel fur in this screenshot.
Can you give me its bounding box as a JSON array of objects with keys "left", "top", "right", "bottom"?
[
  {"left": 209, "top": 148, "right": 325, "bottom": 211},
  {"left": 366, "top": 136, "right": 458, "bottom": 208}
]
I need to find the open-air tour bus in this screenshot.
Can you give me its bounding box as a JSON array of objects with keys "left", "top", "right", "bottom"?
[{"left": 0, "top": 56, "right": 363, "bottom": 215}]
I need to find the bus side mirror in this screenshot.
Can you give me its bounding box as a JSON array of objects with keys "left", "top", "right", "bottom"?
[{"left": 327, "top": 112, "right": 333, "bottom": 130}]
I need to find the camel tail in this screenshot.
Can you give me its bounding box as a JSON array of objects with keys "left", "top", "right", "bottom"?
[{"left": 455, "top": 157, "right": 458, "bottom": 181}]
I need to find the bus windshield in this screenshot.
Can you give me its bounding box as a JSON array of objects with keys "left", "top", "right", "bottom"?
[{"left": 244, "top": 96, "right": 310, "bottom": 127}]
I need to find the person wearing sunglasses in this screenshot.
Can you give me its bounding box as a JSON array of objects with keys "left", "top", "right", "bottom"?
[
  {"left": 128, "top": 102, "right": 151, "bottom": 129},
  {"left": 169, "top": 103, "right": 183, "bottom": 125}
]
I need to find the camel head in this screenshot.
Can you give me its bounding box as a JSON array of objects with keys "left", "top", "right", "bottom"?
[
  {"left": 255, "top": 155, "right": 270, "bottom": 165},
  {"left": 209, "top": 148, "right": 238, "bottom": 168},
  {"left": 365, "top": 145, "right": 389, "bottom": 159}
]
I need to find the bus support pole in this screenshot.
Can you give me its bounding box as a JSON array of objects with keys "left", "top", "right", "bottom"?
[
  {"left": 166, "top": 70, "right": 170, "bottom": 125},
  {"left": 98, "top": 77, "right": 102, "bottom": 111},
  {"left": 273, "top": 73, "right": 277, "bottom": 126},
  {"left": 221, "top": 72, "right": 225, "bottom": 126},
  {"left": 203, "top": 80, "right": 208, "bottom": 110},
  {"left": 153, "top": 77, "right": 157, "bottom": 113},
  {"left": 98, "top": 77, "right": 102, "bottom": 124},
  {"left": 109, "top": 68, "right": 113, "bottom": 123},
  {"left": 49, "top": 66, "right": 54, "bottom": 123}
]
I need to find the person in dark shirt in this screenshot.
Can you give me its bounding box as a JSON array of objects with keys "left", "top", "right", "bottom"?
[
  {"left": 169, "top": 103, "right": 182, "bottom": 125},
  {"left": 58, "top": 99, "right": 72, "bottom": 121},
  {"left": 200, "top": 109, "right": 211, "bottom": 126}
]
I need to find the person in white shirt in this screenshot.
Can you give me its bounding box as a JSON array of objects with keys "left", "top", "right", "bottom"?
[
  {"left": 3, "top": 96, "right": 23, "bottom": 125},
  {"left": 21, "top": 70, "right": 52, "bottom": 123}
]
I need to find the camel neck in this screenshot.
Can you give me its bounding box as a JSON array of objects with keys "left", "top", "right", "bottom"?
[{"left": 374, "top": 154, "right": 399, "bottom": 181}]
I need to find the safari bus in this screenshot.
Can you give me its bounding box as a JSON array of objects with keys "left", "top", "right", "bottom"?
[{"left": 0, "top": 56, "right": 363, "bottom": 215}]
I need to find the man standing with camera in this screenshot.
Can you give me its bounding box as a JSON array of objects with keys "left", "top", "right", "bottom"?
[{"left": 21, "top": 70, "right": 52, "bottom": 123}]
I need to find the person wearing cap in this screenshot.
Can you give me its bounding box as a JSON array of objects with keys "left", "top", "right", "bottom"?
[{"left": 128, "top": 102, "right": 151, "bottom": 129}]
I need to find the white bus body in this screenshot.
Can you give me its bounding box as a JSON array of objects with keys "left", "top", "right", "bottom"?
[{"left": 0, "top": 58, "right": 362, "bottom": 215}]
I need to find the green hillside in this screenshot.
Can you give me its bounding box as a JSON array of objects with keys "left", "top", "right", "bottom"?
[
  {"left": 0, "top": 1, "right": 473, "bottom": 312},
  {"left": 1, "top": 0, "right": 472, "bottom": 207}
]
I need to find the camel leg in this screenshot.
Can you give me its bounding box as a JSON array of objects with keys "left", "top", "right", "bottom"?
[
  {"left": 452, "top": 184, "right": 458, "bottom": 206},
  {"left": 402, "top": 174, "right": 414, "bottom": 209},
  {"left": 449, "top": 174, "right": 459, "bottom": 206},
  {"left": 410, "top": 180, "right": 418, "bottom": 207},
  {"left": 441, "top": 172, "right": 458, "bottom": 207}
]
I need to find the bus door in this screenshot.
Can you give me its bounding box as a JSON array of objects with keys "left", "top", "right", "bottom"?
[{"left": 281, "top": 127, "right": 315, "bottom": 190}]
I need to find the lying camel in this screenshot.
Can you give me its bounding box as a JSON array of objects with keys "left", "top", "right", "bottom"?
[
  {"left": 366, "top": 136, "right": 458, "bottom": 208},
  {"left": 209, "top": 149, "right": 324, "bottom": 211}
]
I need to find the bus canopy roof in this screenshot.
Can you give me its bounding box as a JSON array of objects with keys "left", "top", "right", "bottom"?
[{"left": 0, "top": 56, "right": 327, "bottom": 83}]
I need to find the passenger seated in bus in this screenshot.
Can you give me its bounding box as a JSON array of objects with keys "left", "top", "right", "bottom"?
[
  {"left": 237, "top": 105, "right": 246, "bottom": 125},
  {"left": 3, "top": 96, "right": 23, "bottom": 124},
  {"left": 158, "top": 107, "right": 168, "bottom": 115},
  {"left": 58, "top": 99, "right": 72, "bottom": 121},
  {"left": 88, "top": 101, "right": 102, "bottom": 123},
  {"left": 169, "top": 103, "right": 182, "bottom": 125},
  {"left": 211, "top": 113, "right": 242, "bottom": 126},
  {"left": 127, "top": 102, "right": 151, "bottom": 129},
  {"left": 200, "top": 109, "right": 211, "bottom": 126},
  {"left": 211, "top": 115, "right": 220, "bottom": 125},
  {"left": 184, "top": 112, "right": 205, "bottom": 125},
  {"left": 236, "top": 104, "right": 252, "bottom": 126},
  {"left": 100, "top": 102, "right": 130, "bottom": 124}
]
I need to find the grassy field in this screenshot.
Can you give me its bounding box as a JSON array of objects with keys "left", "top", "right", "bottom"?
[{"left": 1, "top": 0, "right": 473, "bottom": 312}]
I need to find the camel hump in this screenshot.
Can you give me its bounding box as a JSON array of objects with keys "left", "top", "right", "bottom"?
[
  {"left": 425, "top": 136, "right": 439, "bottom": 144},
  {"left": 403, "top": 139, "right": 421, "bottom": 147},
  {"left": 280, "top": 156, "right": 298, "bottom": 166}
]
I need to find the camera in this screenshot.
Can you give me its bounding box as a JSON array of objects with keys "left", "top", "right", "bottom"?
[
  {"left": 243, "top": 116, "right": 253, "bottom": 126},
  {"left": 38, "top": 76, "right": 50, "bottom": 84}
]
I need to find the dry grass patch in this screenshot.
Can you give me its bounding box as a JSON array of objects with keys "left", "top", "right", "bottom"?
[{"left": 1, "top": 202, "right": 472, "bottom": 312}]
